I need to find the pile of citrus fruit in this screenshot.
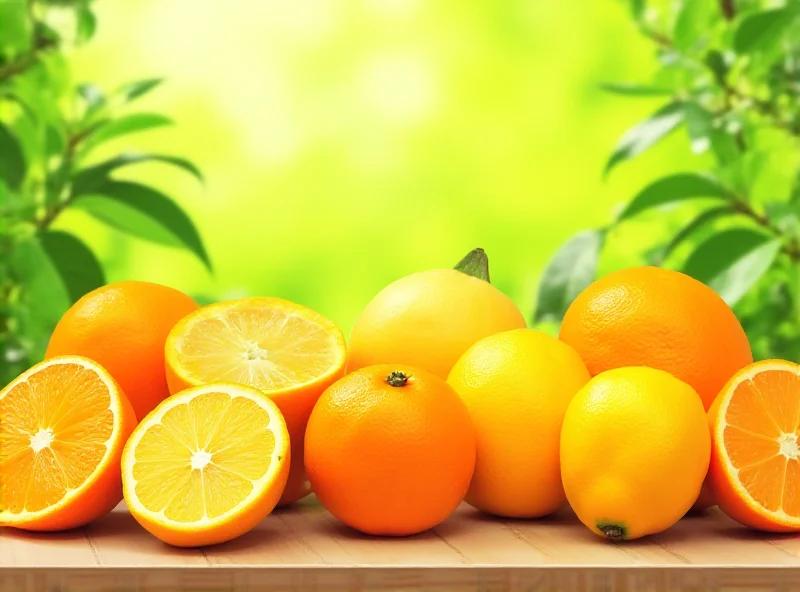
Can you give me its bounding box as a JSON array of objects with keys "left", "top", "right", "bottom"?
[{"left": 1, "top": 249, "right": 798, "bottom": 547}]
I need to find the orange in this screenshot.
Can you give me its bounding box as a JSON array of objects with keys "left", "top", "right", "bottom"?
[
  {"left": 447, "top": 329, "right": 590, "bottom": 518},
  {"left": 560, "top": 367, "right": 710, "bottom": 540},
  {"left": 707, "top": 359, "right": 800, "bottom": 532},
  {"left": 122, "top": 382, "right": 290, "bottom": 547},
  {"left": 304, "top": 364, "right": 476, "bottom": 536},
  {"left": 348, "top": 268, "right": 526, "bottom": 379},
  {"left": 559, "top": 266, "right": 752, "bottom": 410},
  {"left": 0, "top": 356, "right": 136, "bottom": 531},
  {"left": 164, "top": 297, "right": 347, "bottom": 506},
  {"left": 46, "top": 281, "right": 198, "bottom": 422}
]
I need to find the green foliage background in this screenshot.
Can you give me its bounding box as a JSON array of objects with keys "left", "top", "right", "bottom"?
[{"left": 1, "top": 0, "right": 798, "bottom": 383}]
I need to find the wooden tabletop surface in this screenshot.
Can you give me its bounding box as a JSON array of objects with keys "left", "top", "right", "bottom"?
[{"left": 3, "top": 496, "right": 800, "bottom": 591}]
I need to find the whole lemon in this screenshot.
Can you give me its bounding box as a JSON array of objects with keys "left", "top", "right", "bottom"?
[
  {"left": 348, "top": 269, "right": 526, "bottom": 379},
  {"left": 560, "top": 367, "right": 710, "bottom": 541},
  {"left": 46, "top": 281, "right": 198, "bottom": 422},
  {"left": 447, "top": 329, "right": 590, "bottom": 518},
  {"left": 559, "top": 266, "right": 752, "bottom": 410}
]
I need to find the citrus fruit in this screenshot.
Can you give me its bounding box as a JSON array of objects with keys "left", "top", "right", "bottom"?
[
  {"left": 347, "top": 268, "right": 526, "bottom": 379},
  {"left": 121, "top": 382, "right": 290, "bottom": 547},
  {"left": 0, "top": 356, "right": 136, "bottom": 531},
  {"left": 46, "top": 281, "right": 198, "bottom": 422},
  {"left": 707, "top": 359, "right": 800, "bottom": 532},
  {"left": 447, "top": 328, "right": 590, "bottom": 518},
  {"left": 164, "top": 297, "right": 347, "bottom": 506},
  {"left": 304, "top": 364, "right": 476, "bottom": 536},
  {"left": 560, "top": 366, "right": 710, "bottom": 541},
  {"left": 559, "top": 266, "right": 752, "bottom": 410}
]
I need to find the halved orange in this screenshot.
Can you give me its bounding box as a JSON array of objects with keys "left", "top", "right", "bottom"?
[
  {"left": 0, "top": 355, "right": 136, "bottom": 531},
  {"left": 121, "top": 382, "right": 290, "bottom": 547},
  {"left": 708, "top": 359, "right": 800, "bottom": 532},
  {"left": 164, "top": 297, "right": 347, "bottom": 506}
]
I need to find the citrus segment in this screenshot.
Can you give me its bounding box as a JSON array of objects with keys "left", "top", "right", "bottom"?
[
  {"left": 0, "top": 356, "right": 136, "bottom": 531},
  {"left": 164, "top": 298, "right": 347, "bottom": 507},
  {"left": 122, "top": 383, "right": 290, "bottom": 547},
  {"left": 709, "top": 360, "right": 800, "bottom": 532}
]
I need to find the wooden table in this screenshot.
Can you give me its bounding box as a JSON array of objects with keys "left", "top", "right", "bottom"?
[{"left": 3, "top": 496, "right": 800, "bottom": 591}]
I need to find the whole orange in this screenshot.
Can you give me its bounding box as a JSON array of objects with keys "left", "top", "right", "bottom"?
[
  {"left": 46, "top": 281, "right": 198, "bottom": 422},
  {"left": 347, "top": 269, "right": 527, "bottom": 379},
  {"left": 559, "top": 266, "right": 752, "bottom": 410},
  {"left": 304, "top": 364, "right": 476, "bottom": 536}
]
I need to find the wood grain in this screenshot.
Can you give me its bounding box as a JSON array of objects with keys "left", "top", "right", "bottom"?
[{"left": 3, "top": 497, "right": 800, "bottom": 591}]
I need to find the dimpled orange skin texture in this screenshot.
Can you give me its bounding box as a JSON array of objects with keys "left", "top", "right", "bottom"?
[
  {"left": 559, "top": 266, "right": 752, "bottom": 411},
  {"left": 447, "top": 329, "right": 591, "bottom": 518},
  {"left": 46, "top": 281, "right": 198, "bottom": 422},
  {"left": 304, "top": 364, "right": 477, "bottom": 536},
  {"left": 347, "top": 269, "right": 527, "bottom": 379}
]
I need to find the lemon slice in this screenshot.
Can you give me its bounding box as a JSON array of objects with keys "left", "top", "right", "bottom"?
[
  {"left": 121, "top": 382, "right": 290, "bottom": 547},
  {"left": 164, "top": 297, "right": 347, "bottom": 507}
]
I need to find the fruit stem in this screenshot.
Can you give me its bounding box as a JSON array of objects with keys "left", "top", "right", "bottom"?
[
  {"left": 386, "top": 371, "right": 409, "bottom": 387},
  {"left": 598, "top": 523, "right": 627, "bottom": 541}
]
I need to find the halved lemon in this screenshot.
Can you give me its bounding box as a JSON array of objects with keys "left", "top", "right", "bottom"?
[
  {"left": 708, "top": 359, "right": 800, "bottom": 532},
  {"left": 164, "top": 297, "right": 347, "bottom": 506},
  {"left": 0, "top": 355, "right": 136, "bottom": 531},
  {"left": 121, "top": 382, "right": 290, "bottom": 547}
]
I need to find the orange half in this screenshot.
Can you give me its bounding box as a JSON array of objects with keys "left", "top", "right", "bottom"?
[
  {"left": 164, "top": 297, "right": 347, "bottom": 506},
  {"left": 708, "top": 359, "right": 800, "bottom": 532},
  {"left": 0, "top": 356, "right": 136, "bottom": 531}
]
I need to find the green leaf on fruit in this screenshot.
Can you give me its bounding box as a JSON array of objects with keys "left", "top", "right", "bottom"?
[
  {"left": 534, "top": 229, "right": 604, "bottom": 324},
  {"left": 454, "top": 248, "right": 490, "bottom": 282}
]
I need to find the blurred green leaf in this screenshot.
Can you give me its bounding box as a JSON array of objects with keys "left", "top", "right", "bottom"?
[
  {"left": 76, "top": 5, "right": 97, "bottom": 43},
  {"left": 454, "top": 248, "right": 490, "bottom": 282},
  {"left": 650, "top": 205, "right": 737, "bottom": 264},
  {"left": 684, "top": 102, "right": 714, "bottom": 154},
  {"left": 0, "top": 89, "right": 37, "bottom": 121},
  {"left": 117, "top": 78, "right": 163, "bottom": 103},
  {"left": 605, "top": 102, "right": 684, "bottom": 176},
  {"left": 673, "top": 0, "right": 718, "bottom": 51},
  {"left": 704, "top": 50, "right": 729, "bottom": 87},
  {"left": 80, "top": 113, "right": 173, "bottom": 153},
  {"left": 72, "top": 152, "right": 203, "bottom": 194},
  {"left": 77, "top": 82, "right": 105, "bottom": 115},
  {"left": 618, "top": 173, "right": 730, "bottom": 221},
  {"left": 630, "top": 0, "right": 645, "bottom": 21},
  {"left": 734, "top": 6, "right": 800, "bottom": 55},
  {"left": 709, "top": 128, "right": 740, "bottom": 166},
  {"left": 0, "top": 123, "right": 27, "bottom": 190},
  {"left": 534, "top": 229, "right": 604, "bottom": 324},
  {"left": 45, "top": 124, "right": 67, "bottom": 157},
  {"left": 0, "top": 2, "right": 32, "bottom": 60},
  {"left": 682, "top": 228, "right": 782, "bottom": 305},
  {"left": 766, "top": 202, "right": 800, "bottom": 241},
  {"left": 72, "top": 181, "right": 211, "bottom": 270},
  {"left": 598, "top": 82, "right": 672, "bottom": 97},
  {"left": 39, "top": 230, "right": 104, "bottom": 303}
]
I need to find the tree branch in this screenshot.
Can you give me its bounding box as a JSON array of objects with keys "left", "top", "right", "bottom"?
[
  {"left": 732, "top": 201, "right": 800, "bottom": 262},
  {"left": 0, "top": 36, "right": 56, "bottom": 83},
  {"left": 720, "top": 0, "right": 735, "bottom": 20}
]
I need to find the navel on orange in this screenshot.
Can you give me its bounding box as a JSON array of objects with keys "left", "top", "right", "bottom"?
[
  {"left": 121, "top": 383, "right": 290, "bottom": 547},
  {"left": 708, "top": 359, "right": 800, "bottom": 532},
  {"left": 164, "top": 298, "right": 347, "bottom": 506},
  {"left": 0, "top": 356, "right": 136, "bottom": 531}
]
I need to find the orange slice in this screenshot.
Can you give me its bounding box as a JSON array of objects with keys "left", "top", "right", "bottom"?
[
  {"left": 164, "top": 297, "right": 347, "bottom": 506},
  {"left": 0, "top": 356, "right": 136, "bottom": 531},
  {"left": 121, "top": 382, "right": 290, "bottom": 547},
  {"left": 708, "top": 359, "right": 800, "bottom": 532}
]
